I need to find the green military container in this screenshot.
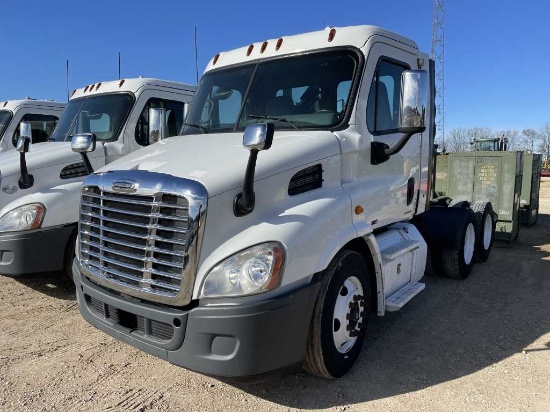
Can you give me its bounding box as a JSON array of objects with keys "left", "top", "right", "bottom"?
[
  {"left": 519, "top": 153, "right": 542, "bottom": 226},
  {"left": 435, "top": 151, "right": 523, "bottom": 244}
]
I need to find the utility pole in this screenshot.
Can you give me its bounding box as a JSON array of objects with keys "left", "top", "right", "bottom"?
[{"left": 431, "top": 0, "right": 445, "bottom": 148}]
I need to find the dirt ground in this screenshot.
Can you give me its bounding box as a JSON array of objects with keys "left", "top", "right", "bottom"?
[{"left": 1, "top": 180, "right": 549, "bottom": 412}]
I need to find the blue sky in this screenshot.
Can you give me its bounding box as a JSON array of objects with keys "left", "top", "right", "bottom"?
[{"left": 1, "top": 0, "right": 549, "bottom": 134}]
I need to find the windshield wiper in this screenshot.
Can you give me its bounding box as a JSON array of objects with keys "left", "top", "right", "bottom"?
[
  {"left": 183, "top": 123, "right": 207, "bottom": 134},
  {"left": 246, "top": 115, "right": 300, "bottom": 131}
]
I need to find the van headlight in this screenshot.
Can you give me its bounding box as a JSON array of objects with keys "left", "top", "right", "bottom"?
[
  {"left": 0, "top": 203, "right": 45, "bottom": 232},
  {"left": 200, "top": 242, "right": 285, "bottom": 298}
]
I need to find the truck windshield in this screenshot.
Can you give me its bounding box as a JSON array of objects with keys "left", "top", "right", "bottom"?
[
  {"left": 50, "top": 93, "right": 134, "bottom": 142},
  {"left": 0, "top": 110, "right": 12, "bottom": 138},
  {"left": 182, "top": 49, "right": 359, "bottom": 135}
]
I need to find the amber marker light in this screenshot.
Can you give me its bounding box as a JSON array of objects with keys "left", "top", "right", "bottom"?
[
  {"left": 355, "top": 205, "right": 364, "bottom": 215},
  {"left": 260, "top": 41, "right": 268, "bottom": 53},
  {"left": 246, "top": 44, "right": 254, "bottom": 56},
  {"left": 328, "top": 28, "right": 336, "bottom": 42},
  {"left": 275, "top": 38, "right": 283, "bottom": 51},
  {"left": 213, "top": 54, "right": 220, "bottom": 65},
  {"left": 119, "top": 79, "right": 125, "bottom": 87}
]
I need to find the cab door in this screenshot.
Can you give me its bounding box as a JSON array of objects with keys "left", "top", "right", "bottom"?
[{"left": 354, "top": 40, "right": 423, "bottom": 229}]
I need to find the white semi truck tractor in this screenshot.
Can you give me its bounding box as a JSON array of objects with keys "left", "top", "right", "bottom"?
[
  {"left": 71, "top": 26, "right": 495, "bottom": 380},
  {"left": 0, "top": 78, "right": 196, "bottom": 277},
  {"left": 0, "top": 99, "right": 65, "bottom": 152}
]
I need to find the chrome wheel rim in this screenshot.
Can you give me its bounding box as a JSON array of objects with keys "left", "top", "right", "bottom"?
[
  {"left": 483, "top": 216, "right": 492, "bottom": 249},
  {"left": 333, "top": 276, "right": 365, "bottom": 354},
  {"left": 464, "top": 223, "right": 475, "bottom": 265}
]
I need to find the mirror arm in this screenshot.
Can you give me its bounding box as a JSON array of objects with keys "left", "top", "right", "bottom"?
[
  {"left": 80, "top": 153, "right": 94, "bottom": 175},
  {"left": 18, "top": 140, "right": 34, "bottom": 189},
  {"left": 385, "top": 131, "right": 416, "bottom": 156},
  {"left": 233, "top": 149, "right": 258, "bottom": 217}
]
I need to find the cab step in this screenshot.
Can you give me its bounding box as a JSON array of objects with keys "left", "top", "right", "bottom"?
[
  {"left": 385, "top": 281, "right": 425, "bottom": 312},
  {"left": 380, "top": 239, "right": 420, "bottom": 261}
]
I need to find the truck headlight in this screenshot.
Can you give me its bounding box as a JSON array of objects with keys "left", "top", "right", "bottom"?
[
  {"left": 200, "top": 242, "right": 285, "bottom": 298},
  {"left": 0, "top": 203, "right": 45, "bottom": 232}
]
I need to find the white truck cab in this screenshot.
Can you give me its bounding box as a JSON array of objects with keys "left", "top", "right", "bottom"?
[
  {"left": 72, "top": 26, "right": 494, "bottom": 381},
  {"left": 0, "top": 99, "right": 65, "bottom": 153},
  {"left": 0, "top": 78, "right": 196, "bottom": 276}
]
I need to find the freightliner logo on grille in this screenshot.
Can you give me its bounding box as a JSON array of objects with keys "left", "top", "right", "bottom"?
[{"left": 112, "top": 180, "right": 137, "bottom": 193}]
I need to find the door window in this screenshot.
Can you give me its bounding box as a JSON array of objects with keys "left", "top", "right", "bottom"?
[
  {"left": 12, "top": 114, "right": 59, "bottom": 146},
  {"left": 135, "top": 99, "right": 186, "bottom": 146},
  {"left": 367, "top": 59, "right": 408, "bottom": 135}
]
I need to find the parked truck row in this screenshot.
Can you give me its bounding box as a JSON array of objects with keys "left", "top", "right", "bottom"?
[{"left": 0, "top": 24, "right": 541, "bottom": 381}]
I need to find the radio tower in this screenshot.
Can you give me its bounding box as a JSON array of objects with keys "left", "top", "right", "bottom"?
[{"left": 431, "top": 0, "right": 445, "bottom": 148}]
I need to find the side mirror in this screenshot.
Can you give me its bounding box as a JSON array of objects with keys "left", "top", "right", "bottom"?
[
  {"left": 398, "top": 70, "right": 428, "bottom": 133},
  {"left": 71, "top": 133, "right": 96, "bottom": 175},
  {"left": 71, "top": 133, "right": 96, "bottom": 153},
  {"left": 371, "top": 69, "right": 428, "bottom": 165},
  {"left": 16, "top": 136, "right": 31, "bottom": 153},
  {"left": 234, "top": 123, "right": 275, "bottom": 217},
  {"left": 148, "top": 107, "right": 166, "bottom": 144},
  {"left": 19, "top": 121, "right": 33, "bottom": 139},
  {"left": 243, "top": 123, "right": 274, "bottom": 151}
]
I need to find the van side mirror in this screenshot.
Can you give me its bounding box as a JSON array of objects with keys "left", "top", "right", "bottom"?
[
  {"left": 148, "top": 107, "right": 166, "bottom": 144},
  {"left": 371, "top": 70, "right": 428, "bottom": 165},
  {"left": 71, "top": 133, "right": 96, "bottom": 175}
]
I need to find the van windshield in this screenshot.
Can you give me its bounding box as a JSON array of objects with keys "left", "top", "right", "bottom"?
[
  {"left": 0, "top": 110, "right": 12, "bottom": 138},
  {"left": 50, "top": 93, "right": 134, "bottom": 142},
  {"left": 182, "top": 49, "right": 359, "bottom": 135}
]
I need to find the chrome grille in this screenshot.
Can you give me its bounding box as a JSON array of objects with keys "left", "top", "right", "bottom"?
[{"left": 78, "top": 171, "right": 208, "bottom": 306}]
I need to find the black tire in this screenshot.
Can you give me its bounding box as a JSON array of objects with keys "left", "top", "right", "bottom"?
[
  {"left": 425, "top": 247, "right": 439, "bottom": 276},
  {"left": 440, "top": 209, "right": 476, "bottom": 279},
  {"left": 533, "top": 206, "right": 539, "bottom": 225},
  {"left": 63, "top": 230, "right": 77, "bottom": 283},
  {"left": 470, "top": 201, "right": 495, "bottom": 263},
  {"left": 304, "top": 250, "right": 370, "bottom": 379}
]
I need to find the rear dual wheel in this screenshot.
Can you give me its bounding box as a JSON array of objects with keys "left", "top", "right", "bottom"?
[
  {"left": 430, "top": 208, "right": 477, "bottom": 280},
  {"left": 470, "top": 201, "right": 496, "bottom": 262}
]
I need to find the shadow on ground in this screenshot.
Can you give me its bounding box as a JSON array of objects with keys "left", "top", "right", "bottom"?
[
  {"left": 10, "top": 270, "right": 76, "bottom": 301},
  {"left": 232, "top": 213, "right": 550, "bottom": 408}
]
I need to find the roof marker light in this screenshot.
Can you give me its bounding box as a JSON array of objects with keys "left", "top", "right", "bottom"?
[
  {"left": 276, "top": 38, "right": 283, "bottom": 51},
  {"left": 119, "top": 79, "right": 125, "bottom": 87},
  {"left": 328, "top": 28, "right": 336, "bottom": 42},
  {"left": 83, "top": 86, "right": 89, "bottom": 93},
  {"left": 260, "top": 41, "right": 268, "bottom": 53},
  {"left": 96, "top": 82, "right": 101, "bottom": 90},
  {"left": 90, "top": 84, "right": 95, "bottom": 91},
  {"left": 71, "top": 89, "right": 76, "bottom": 97},
  {"left": 247, "top": 44, "right": 254, "bottom": 56},
  {"left": 213, "top": 53, "right": 220, "bottom": 65},
  {"left": 2, "top": 102, "right": 6, "bottom": 107}
]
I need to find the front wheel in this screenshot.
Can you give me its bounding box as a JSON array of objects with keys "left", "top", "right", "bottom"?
[
  {"left": 304, "top": 250, "right": 370, "bottom": 379},
  {"left": 63, "top": 230, "right": 77, "bottom": 283}
]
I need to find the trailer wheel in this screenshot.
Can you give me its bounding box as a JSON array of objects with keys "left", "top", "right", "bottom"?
[
  {"left": 304, "top": 250, "right": 370, "bottom": 379},
  {"left": 471, "top": 201, "right": 496, "bottom": 262},
  {"left": 63, "top": 230, "right": 77, "bottom": 283},
  {"left": 440, "top": 210, "right": 476, "bottom": 279}
]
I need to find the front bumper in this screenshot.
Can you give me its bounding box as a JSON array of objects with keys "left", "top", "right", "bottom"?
[
  {"left": 0, "top": 224, "right": 75, "bottom": 276},
  {"left": 74, "top": 260, "right": 321, "bottom": 381}
]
